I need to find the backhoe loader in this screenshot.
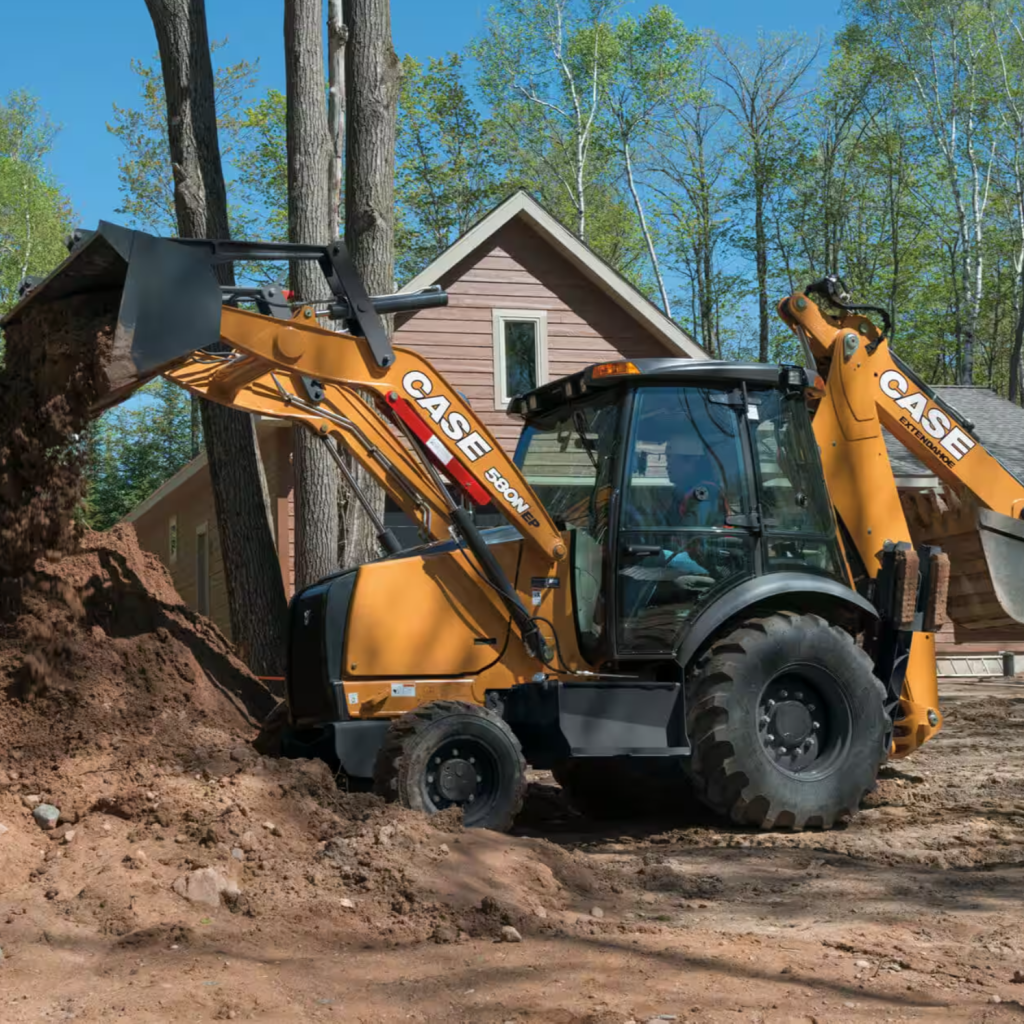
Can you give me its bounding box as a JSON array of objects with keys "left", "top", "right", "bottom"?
[{"left": 5, "top": 224, "right": 1024, "bottom": 832}]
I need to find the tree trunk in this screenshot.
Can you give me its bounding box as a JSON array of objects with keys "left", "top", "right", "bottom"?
[
  {"left": 340, "top": 0, "right": 401, "bottom": 569},
  {"left": 285, "top": 0, "right": 339, "bottom": 591},
  {"left": 327, "top": 0, "right": 348, "bottom": 242},
  {"left": 145, "top": 0, "right": 288, "bottom": 681},
  {"left": 754, "top": 174, "right": 769, "bottom": 363}
]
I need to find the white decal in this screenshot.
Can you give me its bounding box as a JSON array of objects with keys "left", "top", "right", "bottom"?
[
  {"left": 347, "top": 692, "right": 359, "bottom": 705},
  {"left": 390, "top": 683, "right": 416, "bottom": 697},
  {"left": 402, "top": 370, "right": 492, "bottom": 460},
  {"left": 879, "top": 373, "right": 976, "bottom": 464}
]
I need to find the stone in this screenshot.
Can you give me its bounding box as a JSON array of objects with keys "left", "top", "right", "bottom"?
[
  {"left": 32, "top": 804, "right": 60, "bottom": 830},
  {"left": 438, "top": 843, "right": 450, "bottom": 856},
  {"left": 990, "top": 995, "right": 1002, "bottom": 1004},
  {"left": 339, "top": 898, "right": 355, "bottom": 909},
  {"left": 231, "top": 848, "right": 244, "bottom": 861},
  {"left": 62, "top": 830, "right": 76, "bottom": 845},
  {"left": 590, "top": 906, "right": 604, "bottom": 919},
  {"left": 0, "top": 823, "right": 8, "bottom": 836},
  {"left": 239, "top": 831, "right": 258, "bottom": 852},
  {"left": 854, "top": 960, "right": 871, "bottom": 969},
  {"left": 261, "top": 821, "right": 280, "bottom": 836},
  {"left": 21, "top": 794, "right": 40, "bottom": 809},
  {"left": 500, "top": 926, "right": 522, "bottom": 943},
  {"left": 1012, "top": 970, "right": 1024, "bottom": 984},
  {"left": 171, "top": 867, "right": 239, "bottom": 909}
]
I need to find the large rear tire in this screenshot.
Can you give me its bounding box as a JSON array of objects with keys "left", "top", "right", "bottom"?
[
  {"left": 686, "top": 612, "right": 886, "bottom": 830},
  {"left": 373, "top": 700, "right": 526, "bottom": 831},
  {"left": 552, "top": 757, "right": 689, "bottom": 820}
]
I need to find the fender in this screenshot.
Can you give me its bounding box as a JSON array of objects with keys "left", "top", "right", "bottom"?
[{"left": 675, "top": 573, "right": 878, "bottom": 672}]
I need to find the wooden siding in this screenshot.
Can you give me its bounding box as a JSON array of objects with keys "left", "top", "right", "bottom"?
[
  {"left": 131, "top": 422, "right": 293, "bottom": 639},
  {"left": 394, "top": 219, "right": 676, "bottom": 454}
]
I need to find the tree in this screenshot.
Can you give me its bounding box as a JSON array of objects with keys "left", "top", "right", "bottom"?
[
  {"left": 395, "top": 54, "right": 501, "bottom": 281},
  {"left": 714, "top": 32, "right": 820, "bottom": 362},
  {"left": 604, "top": 6, "right": 698, "bottom": 316},
  {"left": 84, "top": 380, "right": 198, "bottom": 530},
  {"left": 340, "top": 0, "right": 401, "bottom": 569},
  {"left": 285, "top": 0, "right": 338, "bottom": 591},
  {"left": 144, "top": 0, "right": 288, "bottom": 680},
  {"left": 0, "top": 92, "right": 74, "bottom": 316}
]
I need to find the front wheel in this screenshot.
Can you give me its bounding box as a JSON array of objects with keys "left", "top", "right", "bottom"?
[
  {"left": 373, "top": 700, "right": 526, "bottom": 831},
  {"left": 686, "top": 612, "right": 887, "bottom": 830}
]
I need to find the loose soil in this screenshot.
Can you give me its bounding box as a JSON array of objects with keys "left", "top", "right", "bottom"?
[{"left": 2, "top": 529, "right": 1024, "bottom": 1022}]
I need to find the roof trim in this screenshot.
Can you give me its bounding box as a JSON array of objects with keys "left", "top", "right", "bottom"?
[
  {"left": 121, "top": 416, "right": 289, "bottom": 524},
  {"left": 123, "top": 452, "right": 209, "bottom": 523},
  {"left": 399, "top": 189, "right": 706, "bottom": 361}
]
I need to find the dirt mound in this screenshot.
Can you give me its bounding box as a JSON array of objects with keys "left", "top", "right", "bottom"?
[
  {"left": 0, "top": 523, "right": 275, "bottom": 780},
  {"left": 0, "top": 294, "right": 117, "bottom": 579}
]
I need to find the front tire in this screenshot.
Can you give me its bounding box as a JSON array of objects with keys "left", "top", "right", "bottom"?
[
  {"left": 373, "top": 700, "right": 526, "bottom": 831},
  {"left": 686, "top": 612, "right": 886, "bottom": 830}
]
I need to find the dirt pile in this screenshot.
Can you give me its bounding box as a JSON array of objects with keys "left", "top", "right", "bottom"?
[{"left": 0, "top": 294, "right": 120, "bottom": 578}]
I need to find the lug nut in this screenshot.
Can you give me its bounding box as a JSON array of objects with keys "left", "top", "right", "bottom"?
[
  {"left": 434, "top": 757, "right": 441, "bottom": 764},
  {"left": 812, "top": 721, "right": 820, "bottom": 730},
  {"left": 452, "top": 749, "right": 459, "bottom": 757},
  {"left": 767, "top": 699, "right": 776, "bottom": 710},
  {"left": 427, "top": 774, "right": 434, "bottom": 783},
  {"left": 469, "top": 757, "right": 476, "bottom": 764},
  {"left": 780, "top": 690, "right": 788, "bottom": 698},
  {"left": 760, "top": 716, "right": 770, "bottom": 726},
  {"left": 767, "top": 734, "right": 775, "bottom": 743}
]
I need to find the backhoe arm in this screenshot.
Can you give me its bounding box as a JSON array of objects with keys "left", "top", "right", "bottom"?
[{"left": 780, "top": 291, "right": 1024, "bottom": 755}]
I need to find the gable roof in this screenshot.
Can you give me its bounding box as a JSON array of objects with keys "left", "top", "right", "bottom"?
[
  {"left": 886, "top": 385, "right": 1024, "bottom": 485},
  {"left": 399, "top": 189, "right": 706, "bottom": 361}
]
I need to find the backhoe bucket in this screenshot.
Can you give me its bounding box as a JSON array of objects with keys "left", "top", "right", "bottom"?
[
  {"left": 0, "top": 221, "right": 222, "bottom": 414},
  {"left": 902, "top": 491, "right": 1024, "bottom": 638}
]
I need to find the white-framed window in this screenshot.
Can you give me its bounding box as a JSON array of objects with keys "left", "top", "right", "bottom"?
[
  {"left": 168, "top": 515, "right": 178, "bottom": 565},
  {"left": 195, "top": 522, "right": 210, "bottom": 617},
  {"left": 492, "top": 309, "right": 548, "bottom": 409}
]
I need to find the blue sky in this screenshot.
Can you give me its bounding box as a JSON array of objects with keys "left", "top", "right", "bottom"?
[{"left": 1, "top": 0, "right": 844, "bottom": 230}]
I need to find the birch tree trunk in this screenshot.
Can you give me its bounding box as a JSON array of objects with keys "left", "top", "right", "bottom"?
[
  {"left": 144, "top": 0, "right": 288, "bottom": 682},
  {"left": 285, "top": 0, "right": 338, "bottom": 591},
  {"left": 339, "top": 0, "right": 401, "bottom": 569},
  {"left": 327, "top": 0, "right": 347, "bottom": 242}
]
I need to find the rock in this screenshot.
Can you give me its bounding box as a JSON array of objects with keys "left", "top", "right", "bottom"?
[
  {"left": 32, "top": 804, "right": 60, "bottom": 830},
  {"left": 261, "top": 821, "right": 280, "bottom": 836},
  {"left": 62, "top": 830, "right": 76, "bottom": 845},
  {"left": 990, "top": 995, "right": 1002, "bottom": 1004},
  {"left": 44, "top": 889, "right": 59, "bottom": 900},
  {"left": 229, "top": 746, "right": 255, "bottom": 764},
  {"left": 239, "top": 831, "right": 258, "bottom": 852},
  {"left": 855, "top": 960, "right": 871, "bottom": 969},
  {"left": 500, "top": 926, "right": 522, "bottom": 943},
  {"left": 1012, "top": 970, "right": 1024, "bottom": 984},
  {"left": 432, "top": 923, "right": 458, "bottom": 944},
  {"left": 339, "top": 898, "right": 355, "bottom": 909},
  {"left": 171, "top": 867, "right": 239, "bottom": 909},
  {"left": 438, "top": 843, "right": 450, "bottom": 856},
  {"left": 231, "top": 848, "right": 244, "bottom": 861},
  {"left": 174, "top": 834, "right": 188, "bottom": 844},
  {"left": 0, "top": 823, "right": 8, "bottom": 836},
  {"left": 533, "top": 906, "right": 547, "bottom": 919},
  {"left": 590, "top": 906, "right": 604, "bottom": 919},
  {"left": 21, "top": 794, "right": 40, "bottom": 809}
]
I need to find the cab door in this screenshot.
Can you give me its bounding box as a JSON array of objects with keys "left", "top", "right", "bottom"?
[{"left": 614, "top": 385, "right": 757, "bottom": 656}]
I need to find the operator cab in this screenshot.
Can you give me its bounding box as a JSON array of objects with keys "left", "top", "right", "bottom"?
[{"left": 509, "top": 359, "right": 847, "bottom": 666}]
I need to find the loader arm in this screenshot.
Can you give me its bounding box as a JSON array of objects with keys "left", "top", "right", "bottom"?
[
  {"left": 1, "top": 222, "right": 567, "bottom": 666},
  {"left": 780, "top": 292, "right": 1024, "bottom": 754}
]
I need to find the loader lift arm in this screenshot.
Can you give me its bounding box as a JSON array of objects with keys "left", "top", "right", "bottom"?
[
  {"left": 1, "top": 221, "right": 567, "bottom": 663},
  {"left": 779, "top": 285, "right": 1024, "bottom": 754}
]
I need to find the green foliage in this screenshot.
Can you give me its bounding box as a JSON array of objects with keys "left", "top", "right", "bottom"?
[
  {"left": 83, "top": 379, "right": 200, "bottom": 531},
  {"left": 107, "top": 44, "right": 262, "bottom": 236},
  {"left": 233, "top": 88, "right": 288, "bottom": 242},
  {"left": 395, "top": 54, "right": 502, "bottom": 282},
  {"left": 0, "top": 91, "right": 74, "bottom": 316}
]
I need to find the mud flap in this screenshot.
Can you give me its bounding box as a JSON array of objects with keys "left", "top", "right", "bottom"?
[{"left": 1, "top": 221, "right": 222, "bottom": 413}]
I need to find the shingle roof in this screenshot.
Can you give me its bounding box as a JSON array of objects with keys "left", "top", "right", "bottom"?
[{"left": 884, "top": 386, "right": 1024, "bottom": 484}]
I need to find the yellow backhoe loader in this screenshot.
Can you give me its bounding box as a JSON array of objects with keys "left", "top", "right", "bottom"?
[{"left": 5, "top": 224, "right": 1023, "bottom": 831}]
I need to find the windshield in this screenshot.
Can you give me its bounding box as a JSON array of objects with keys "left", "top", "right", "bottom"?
[{"left": 515, "top": 393, "right": 624, "bottom": 662}]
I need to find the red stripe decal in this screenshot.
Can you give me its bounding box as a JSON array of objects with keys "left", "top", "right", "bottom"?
[{"left": 385, "top": 393, "right": 491, "bottom": 506}]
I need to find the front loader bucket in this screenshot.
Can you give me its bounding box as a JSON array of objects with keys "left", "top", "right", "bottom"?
[
  {"left": 0, "top": 221, "right": 222, "bottom": 413},
  {"left": 902, "top": 491, "right": 1024, "bottom": 638}
]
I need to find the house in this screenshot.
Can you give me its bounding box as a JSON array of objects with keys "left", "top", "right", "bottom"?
[{"left": 125, "top": 190, "right": 704, "bottom": 634}]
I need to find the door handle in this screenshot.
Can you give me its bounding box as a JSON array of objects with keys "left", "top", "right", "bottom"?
[{"left": 624, "top": 543, "right": 662, "bottom": 556}]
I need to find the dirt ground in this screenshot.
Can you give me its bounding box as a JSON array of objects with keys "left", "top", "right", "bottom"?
[{"left": 3, "top": 534, "right": 1024, "bottom": 1023}]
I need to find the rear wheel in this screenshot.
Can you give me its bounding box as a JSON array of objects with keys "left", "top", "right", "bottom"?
[
  {"left": 686, "top": 612, "right": 886, "bottom": 830},
  {"left": 552, "top": 757, "right": 690, "bottom": 820},
  {"left": 373, "top": 700, "right": 526, "bottom": 831}
]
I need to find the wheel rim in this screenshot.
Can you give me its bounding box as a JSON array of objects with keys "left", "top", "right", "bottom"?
[
  {"left": 421, "top": 734, "right": 501, "bottom": 824},
  {"left": 756, "top": 666, "right": 852, "bottom": 780}
]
